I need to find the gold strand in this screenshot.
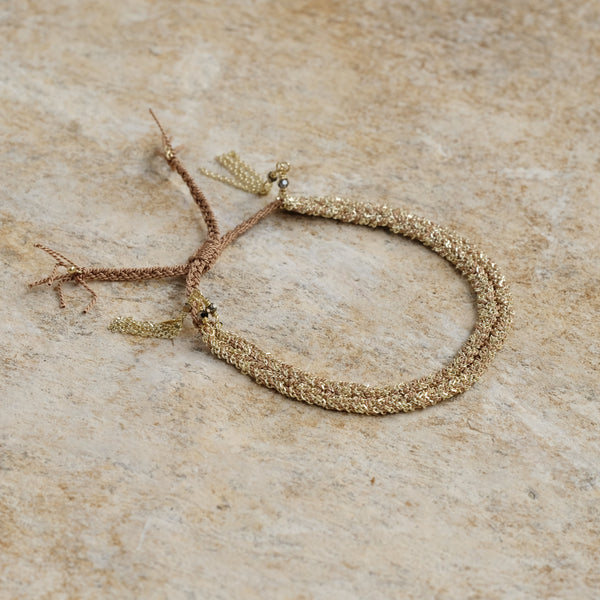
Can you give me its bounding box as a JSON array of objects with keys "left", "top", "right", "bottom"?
[
  {"left": 108, "top": 290, "right": 217, "bottom": 339},
  {"left": 199, "top": 151, "right": 274, "bottom": 195}
]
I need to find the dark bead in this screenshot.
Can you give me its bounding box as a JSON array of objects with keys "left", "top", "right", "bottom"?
[
  {"left": 200, "top": 310, "right": 209, "bottom": 318},
  {"left": 278, "top": 178, "right": 289, "bottom": 189},
  {"left": 268, "top": 171, "right": 278, "bottom": 182}
]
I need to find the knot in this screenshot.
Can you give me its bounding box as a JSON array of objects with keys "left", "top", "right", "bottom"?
[
  {"left": 149, "top": 108, "right": 179, "bottom": 170},
  {"left": 186, "top": 237, "right": 223, "bottom": 299},
  {"left": 187, "top": 238, "right": 222, "bottom": 271},
  {"left": 29, "top": 112, "right": 285, "bottom": 331},
  {"left": 29, "top": 244, "right": 97, "bottom": 313}
]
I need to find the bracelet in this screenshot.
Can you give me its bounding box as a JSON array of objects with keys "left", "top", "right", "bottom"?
[{"left": 29, "top": 111, "right": 513, "bottom": 415}]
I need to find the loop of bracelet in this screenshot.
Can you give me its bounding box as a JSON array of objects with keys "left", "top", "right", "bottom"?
[{"left": 29, "top": 110, "right": 513, "bottom": 415}]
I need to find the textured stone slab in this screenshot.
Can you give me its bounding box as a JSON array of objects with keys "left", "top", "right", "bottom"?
[{"left": 1, "top": 1, "right": 598, "bottom": 598}]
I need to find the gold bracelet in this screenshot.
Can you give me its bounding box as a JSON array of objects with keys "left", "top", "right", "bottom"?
[{"left": 30, "top": 111, "right": 513, "bottom": 415}]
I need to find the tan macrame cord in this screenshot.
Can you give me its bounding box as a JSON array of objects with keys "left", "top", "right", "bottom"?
[{"left": 29, "top": 111, "right": 513, "bottom": 415}]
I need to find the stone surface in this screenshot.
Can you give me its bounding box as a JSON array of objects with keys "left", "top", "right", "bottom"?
[{"left": 1, "top": 1, "right": 599, "bottom": 598}]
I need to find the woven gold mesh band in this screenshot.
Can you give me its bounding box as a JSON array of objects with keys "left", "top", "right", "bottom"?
[{"left": 194, "top": 195, "right": 512, "bottom": 415}]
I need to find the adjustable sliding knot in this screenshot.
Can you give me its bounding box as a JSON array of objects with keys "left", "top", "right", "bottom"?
[
  {"left": 187, "top": 238, "right": 222, "bottom": 271},
  {"left": 30, "top": 113, "right": 284, "bottom": 336}
]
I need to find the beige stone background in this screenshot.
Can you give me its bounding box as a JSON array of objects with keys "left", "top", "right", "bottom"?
[{"left": 1, "top": 1, "right": 599, "bottom": 598}]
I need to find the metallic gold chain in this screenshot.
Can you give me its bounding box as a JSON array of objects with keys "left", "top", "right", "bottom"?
[
  {"left": 194, "top": 156, "right": 513, "bottom": 413},
  {"left": 196, "top": 194, "right": 513, "bottom": 414},
  {"left": 108, "top": 289, "right": 218, "bottom": 339},
  {"left": 199, "top": 151, "right": 273, "bottom": 195},
  {"left": 200, "top": 151, "right": 292, "bottom": 198}
]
